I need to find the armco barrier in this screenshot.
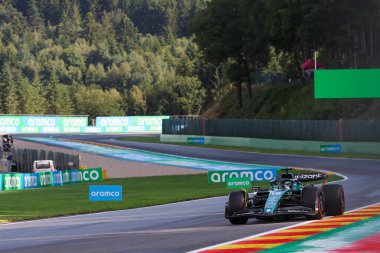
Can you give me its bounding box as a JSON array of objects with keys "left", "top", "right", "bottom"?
[
  {"left": 0, "top": 168, "right": 105, "bottom": 191},
  {"left": 161, "top": 134, "right": 380, "bottom": 154},
  {"left": 162, "top": 118, "right": 380, "bottom": 142}
]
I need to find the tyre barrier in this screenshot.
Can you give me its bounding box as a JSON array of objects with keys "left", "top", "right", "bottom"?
[{"left": 0, "top": 167, "right": 104, "bottom": 191}]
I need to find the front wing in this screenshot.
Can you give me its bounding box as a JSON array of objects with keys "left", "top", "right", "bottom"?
[{"left": 226, "top": 205, "right": 316, "bottom": 219}]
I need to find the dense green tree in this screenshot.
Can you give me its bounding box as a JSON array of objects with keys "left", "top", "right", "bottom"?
[
  {"left": 30, "top": 73, "right": 46, "bottom": 114},
  {"left": 127, "top": 85, "right": 147, "bottom": 115},
  {"left": 0, "top": 63, "right": 19, "bottom": 114},
  {"left": 115, "top": 15, "right": 140, "bottom": 51},
  {"left": 57, "top": 1, "right": 83, "bottom": 44},
  {"left": 74, "top": 85, "right": 124, "bottom": 118},
  {"left": 26, "top": 0, "right": 44, "bottom": 33}
]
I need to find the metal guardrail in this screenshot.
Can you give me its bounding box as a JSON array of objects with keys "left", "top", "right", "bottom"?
[{"left": 162, "top": 118, "right": 380, "bottom": 142}]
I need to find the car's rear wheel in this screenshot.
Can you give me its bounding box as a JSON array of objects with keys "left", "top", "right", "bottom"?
[
  {"left": 227, "top": 191, "right": 248, "bottom": 225},
  {"left": 322, "top": 184, "right": 345, "bottom": 216},
  {"left": 302, "top": 187, "right": 324, "bottom": 220}
]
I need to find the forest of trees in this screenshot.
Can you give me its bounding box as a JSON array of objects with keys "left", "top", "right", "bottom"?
[
  {"left": 0, "top": 0, "right": 379, "bottom": 117},
  {"left": 0, "top": 0, "right": 208, "bottom": 118},
  {"left": 191, "top": 0, "right": 380, "bottom": 107}
]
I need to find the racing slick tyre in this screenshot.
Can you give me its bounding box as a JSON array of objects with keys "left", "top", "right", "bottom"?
[
  {"left": 302, "top": 187, "right": 324, "bottom": 220},
  {"left": 322, "top": 184, "right": 345, "bottom": 216},
  {"left": 227, "top": 191, "right": 248, "bottom": 225}
]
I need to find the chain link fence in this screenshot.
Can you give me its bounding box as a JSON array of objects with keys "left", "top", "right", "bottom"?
[{"left": 163, "top": 118, "right": 380, "bottom": 142}]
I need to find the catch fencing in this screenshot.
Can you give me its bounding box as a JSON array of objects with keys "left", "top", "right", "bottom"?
[
  {"left": 162, "top": 118, "right": 380, "bottom": 142},
  {"left": 11, "top": 149, "right": 80, "bottom": 173}
]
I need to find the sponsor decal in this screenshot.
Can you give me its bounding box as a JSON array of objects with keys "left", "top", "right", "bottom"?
[
  {"left": 23, "top": 174, "right": 38, "bottom": 188},
  {"left": 226, "top": 177, "right": 251, "bottom": 189},
  {"left": 286, "top": 209, "right": 309, "bottom": 213},
  {"left": 0, "top": 116, "right": 21, "bottom": 126},
  {"left": 38, "top": 172, "right": 52, "bottom": 187},
  {"left": 21, "top": 126, "right": 39, "bottom": 133},
  {"left": 3, "top": 174, "right": 24, "bottom": 190},
  {"left": 96, "top": 116, "right": 169, "bottom": 133},
  {"left": 62, "top": 170, "right": 71, "bottom": 184},
  {"left": 62, "top": 117, "right": 87, "bottom": 127},
  {"left": 136, "top": 117, "right": 163, "bottom": 126},
  {"left": 127, "top": 126, "right": 145, "bottom": 132},
  {"left": 89, "top": 185, "right": 122, "bottom": 201},
  {"left": 26, "top": 117, "right": 56, "bottom": 127},
  {"left": 187, "top": 137, "right": 205, "bottom": 144},
  {"left": 320, "top": 144, "right": 341, "bottom": 153},
  {"left": 97, "top": 117, "right": 129, "bottom": 127},
  {"left": 63, "top": 127, "right": 81, "bottom": 133},
  {"left": 294, "top": 173, "right": 326, "bottom": 181},
  {"left": 84, "top": 127, "right": 102, "bottom": 133},
  {"left": 52, "top": 171, "right": 63, "bottom": 186},
  {"left": 70, "top": 170, "right": 82, "bottom": 183},
  {"left": 208, "top": 169, "right": 277, "bottom": 183},
  {"left": 80, "top": 168, "right": 103, "bottom": 182},
  {"left": 264, "top": 189, "right": 288, "bottom": 214}
]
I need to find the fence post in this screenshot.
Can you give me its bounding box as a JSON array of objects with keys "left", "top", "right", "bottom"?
[{"left": 338, "top": 119, "right": 344, "bottom": 142}]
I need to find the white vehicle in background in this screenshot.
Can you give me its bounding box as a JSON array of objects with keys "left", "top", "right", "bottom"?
[{"left": 33, "top": 160, "right": 57, "bottom": 173}]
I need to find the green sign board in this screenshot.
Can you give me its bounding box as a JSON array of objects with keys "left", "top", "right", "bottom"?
[
  {"left": 38, "top": 172, "right": 53, "bottom": 187},
  {"left": 187, "top": 137, "right": 205, "bottom": 144},
  {"left": 80, "top": 168, "right": 103, "bottom": 182},
  {"left": 315, "top": 69, "right": 380, "bottom": 98},
  {"left": 96, "top": 116, "right": 170, "bottom": 133},
  {"left": 0, "top": 115, "right": 169, "bottom": 134},
  {"left": 0, "top": 116, "right": 88, "bottom": 134},
  {"left": 3, "top": 173, "right": 24, "bottom": 190},
  {"left": 320, "top": 144, "right": 341, "bottom": 153},
  {"left": 208, "top": 169, "right": 277, "bottom": 183},
  {"left": 226, "top": 177, "right": 251, "bottom": 189}
]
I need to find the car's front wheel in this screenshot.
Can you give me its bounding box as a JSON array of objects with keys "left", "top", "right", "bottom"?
[
  {"left": 302, "top": 187, "right": 324, "bottom": 220},
  {"left": 227, "top": 191, "right": 248, "bottom": 225},
  {"left": 323, "top": 184, "right": 345, "bottom": 216}
]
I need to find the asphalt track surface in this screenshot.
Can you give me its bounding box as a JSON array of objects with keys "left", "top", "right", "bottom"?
[{"left": 1, "top": 134, "right": 380, "bottom": 253}]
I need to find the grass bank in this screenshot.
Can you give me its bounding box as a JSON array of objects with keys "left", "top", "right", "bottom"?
[{"left": 0, "top": 171, "right": 343, "bottom": 222}]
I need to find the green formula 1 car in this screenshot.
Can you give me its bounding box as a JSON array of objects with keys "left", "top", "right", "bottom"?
[{"left": 225, "top": 168, "right": 345, "bottom": 224}]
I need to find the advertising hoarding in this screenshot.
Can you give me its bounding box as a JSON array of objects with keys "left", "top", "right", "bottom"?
[
  {"left": 89, "top": 185, "right": 122, "bottom": 201},
  {"left": 3, "top": 173, "right": 24, "bottom": 190},
  {"left": 208, "top": 169, "right": 278, "bottom": 183}
]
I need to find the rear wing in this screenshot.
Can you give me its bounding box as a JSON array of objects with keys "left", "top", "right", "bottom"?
[{"left": 293, "top": 173, "right": 328, "bottom": 182}]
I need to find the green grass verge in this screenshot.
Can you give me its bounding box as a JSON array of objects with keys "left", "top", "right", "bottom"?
[
  {"left": 0, "top": 171, "right": 343, "bottom": 223},
  {"left": 118, "top": 136, "right": 380, "bottom": 160}
]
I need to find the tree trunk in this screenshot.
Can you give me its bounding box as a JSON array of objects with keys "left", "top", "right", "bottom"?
[
  {"left": 235, "top": 82, "right": 243, "bottom": 108},
  {"left": 244, "top": 62, "right": 253, "bottom": 99}
]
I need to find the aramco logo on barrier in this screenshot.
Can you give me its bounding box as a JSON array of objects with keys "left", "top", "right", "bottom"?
[
  {"left": 89, "top": 185, "right": 122, "bottom": 201},
  {"left": 81, "top": 168, "right": 103, "bottom": 182},
  {"left": 24, "top": 174, "right": 38, "bottom": 188},
  {"left": 38, "top": 172, "right": 52, "bottom": 187},
  {"left": 208, "top": 169, "right": 277, "bottom": 183},
  {"left": 4, "top": 174, "right": 23, "bottom": 190}
]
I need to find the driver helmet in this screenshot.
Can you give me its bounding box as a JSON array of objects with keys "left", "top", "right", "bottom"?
[{"left": 283, "top": 181, "right": 292, "bottom": 190}]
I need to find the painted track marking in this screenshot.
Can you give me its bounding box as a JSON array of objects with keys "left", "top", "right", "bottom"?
[{"left": 189, "top": 202, "right": 380, "bottom": 253}]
